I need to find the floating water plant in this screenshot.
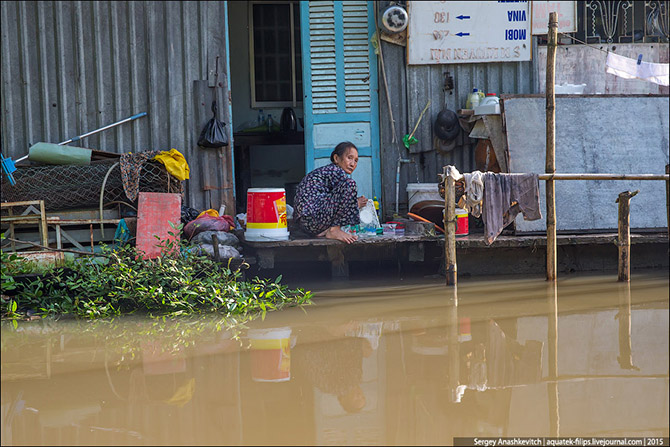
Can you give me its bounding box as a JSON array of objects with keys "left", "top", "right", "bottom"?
[{"left": 1, "top": 231, "right": 312, "bottom": 320}]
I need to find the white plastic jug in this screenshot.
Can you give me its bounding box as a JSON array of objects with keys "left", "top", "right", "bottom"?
[
  {"left": 481, "top": 93, "right": 499, "bottom": 106},
  {"left": 466, "top": 89, "right": 485, "bottom": 109}
]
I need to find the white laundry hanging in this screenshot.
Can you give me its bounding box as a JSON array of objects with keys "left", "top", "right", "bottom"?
[{"left": 605, "top": 52, "right": 669, "bottom": 87}]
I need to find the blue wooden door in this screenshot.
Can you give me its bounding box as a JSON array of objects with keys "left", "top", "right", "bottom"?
[{"left": 300, "top": 0, "right": 380, "bottom": 200}]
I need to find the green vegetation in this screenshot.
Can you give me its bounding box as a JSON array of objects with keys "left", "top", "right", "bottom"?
[{"left": 1, "top": 228, "right": 312, "bottom": 320}]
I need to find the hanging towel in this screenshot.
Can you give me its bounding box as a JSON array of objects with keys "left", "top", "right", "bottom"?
[
  {"left": 606, "top": 52, "right": 669, "bottom": 86},
  {"left": 460, "top": 170, "right": 485, "bottom": 218},
  {"left": 482, "top": 173, "right": 541, "bottom": 245},
  {"left": 153, "top": 148, "right": 190, "bottom": 181}
]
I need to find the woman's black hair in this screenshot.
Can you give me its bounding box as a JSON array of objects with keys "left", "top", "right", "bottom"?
[{"left": 330, "top": 141, "right": 358, "bottom": 163}]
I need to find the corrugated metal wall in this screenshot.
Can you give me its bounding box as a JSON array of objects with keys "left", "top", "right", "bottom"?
[
  {"left": 1, "top": 1, "right": 233, "bottom": 212},
  {"left": 378, "top": 39, "right": 536, "bottom": 216}
]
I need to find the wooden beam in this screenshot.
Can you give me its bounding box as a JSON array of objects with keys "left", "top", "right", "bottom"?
[
  {"left": 444, "top": 167, "right": 457, "bottom": 286},
  {"left": 545, "top": 11, "right": 558, "bottom": 282},
  {"left": 617, "top": 190, "right": 639, "bottom": 282}
]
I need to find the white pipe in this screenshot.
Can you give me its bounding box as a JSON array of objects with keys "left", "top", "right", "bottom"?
[{"left": 395, "top": 158, "right": 413, "bottom": 216}]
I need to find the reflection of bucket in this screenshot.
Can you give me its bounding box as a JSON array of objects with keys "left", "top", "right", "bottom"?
[
  {"left": 456, "top": 208, "right": 468, "bottom": 236},
  {"left": 458, "top": 317, "right": 472, "bottom": 342},
  {"left": 245, "top": 188, "right": 289, "bottom": 241},
  {"left": 248, "top": 328, "right": 291, "bottom": 382}
]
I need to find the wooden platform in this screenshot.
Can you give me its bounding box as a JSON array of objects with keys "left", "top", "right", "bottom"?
[{"left": 240, "top": 232, "right": 669, "bottom": 278}]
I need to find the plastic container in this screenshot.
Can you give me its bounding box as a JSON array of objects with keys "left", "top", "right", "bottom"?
[
  {"left": 382, "top": 223, "right": 396, "bottom": 235},
  {"left": 406, "top": 183, "right": 442, "bottom": 212},
  {"left": 465, "top": 88, "right": 485, "bottom": 109},
  {"left": 455, "top": 207, "right": 468, "bottom": 236},
  {"left": 245, "top": 188, "right": 289, "bottom": 241},
  {"left": 474, "top": 93, "right": 501, "bottom": 115},
  {"left": 481, "top": 93, "right": 499, "bottom": 105}
]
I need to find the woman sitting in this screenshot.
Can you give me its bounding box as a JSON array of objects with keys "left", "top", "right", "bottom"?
[{"left": 294, "top": 142, "right": 367, "bottom": 244}]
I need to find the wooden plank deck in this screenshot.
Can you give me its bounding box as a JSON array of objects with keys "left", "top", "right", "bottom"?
[{"left": 239, "top": 232, "right": 668, "bottom": 278}]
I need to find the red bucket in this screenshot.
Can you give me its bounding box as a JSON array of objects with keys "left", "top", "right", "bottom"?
[
  {"left": 245, "top": 188, "right": 289, "bottom": 241},
  {"left": 455, "top": 208, "right": 468, "bottom": 236}
]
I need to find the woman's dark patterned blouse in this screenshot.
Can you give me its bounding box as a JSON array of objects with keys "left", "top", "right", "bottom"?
[{"left": 293, "top": 163, "right": 360, "bottom": 235}]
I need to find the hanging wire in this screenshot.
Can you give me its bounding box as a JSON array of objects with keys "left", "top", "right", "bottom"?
[{"left": 558, "top": 32, "right": 611, "bottom": 54}]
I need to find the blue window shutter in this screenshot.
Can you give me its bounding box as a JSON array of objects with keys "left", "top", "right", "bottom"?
[{"left": 301, "top": 1, "right": 380, "bottom": 200}]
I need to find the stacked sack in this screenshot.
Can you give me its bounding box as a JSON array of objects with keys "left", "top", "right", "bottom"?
[{"left": 184, "top": 209, "right": 242, "bottom": 260}]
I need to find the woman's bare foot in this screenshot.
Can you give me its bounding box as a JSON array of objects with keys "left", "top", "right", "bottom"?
[{"left": 323, "top": 226, "right": 357, "bottom": 244}]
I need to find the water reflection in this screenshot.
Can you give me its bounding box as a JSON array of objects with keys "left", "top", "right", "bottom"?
[{"left": 2, "top": 273, "right": 668, "bottom": 445}]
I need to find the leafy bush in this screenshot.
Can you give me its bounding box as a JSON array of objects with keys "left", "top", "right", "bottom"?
[{"left": 1, "top": 229, "right": 311, "bottom": 319}]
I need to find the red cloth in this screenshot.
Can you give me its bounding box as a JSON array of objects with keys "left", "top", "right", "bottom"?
[{"left": 183, "top": 214, "right": 235, "bottom": 240}]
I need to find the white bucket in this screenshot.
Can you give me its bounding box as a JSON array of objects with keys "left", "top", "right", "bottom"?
[
  {"left": 406, "top": 183, "right": 443, "bottom": 211},
  {"left": 245, "top": 188, "right": 290, "bottom": 242}
]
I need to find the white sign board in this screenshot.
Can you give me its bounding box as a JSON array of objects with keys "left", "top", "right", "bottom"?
[
  {"left": 531, "top": 1, "right": 577, "bottom": 34},
  {"left": 407, "top": 1, "right": 531, "bottom": 65}
]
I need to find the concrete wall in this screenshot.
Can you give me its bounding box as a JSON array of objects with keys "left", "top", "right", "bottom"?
[{"left": 536, "top": 43, "right": 670, "bottom": 95}]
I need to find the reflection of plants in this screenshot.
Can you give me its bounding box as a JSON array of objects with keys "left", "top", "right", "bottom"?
[
  {"left": 1, "top": 227, "right": 312, "bottom": 319},
  {"left": 0, "top": 312, "right": 264, "bottom": 361}
]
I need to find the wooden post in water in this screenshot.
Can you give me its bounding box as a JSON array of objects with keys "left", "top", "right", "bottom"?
[
  {"left": 444, "top": 166, "right": 457, "bottom": 286},
  {"left": 616, "top": 190, "right": 638, "bottom": 282},
  {"left": 545, "top": 12, "right": 558, "bottom": 282}
]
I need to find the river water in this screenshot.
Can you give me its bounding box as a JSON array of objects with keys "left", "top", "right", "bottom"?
[{"left": 1, "top": 272, "right": 668, "bottom": 445}]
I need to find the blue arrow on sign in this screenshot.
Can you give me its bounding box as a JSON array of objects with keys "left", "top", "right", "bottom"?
[
  {"left": 455, "top": 32, "right": 470, "bottom": 37},
  {"left": 456, "top": 15, "right": 470, "bottom": 20}
]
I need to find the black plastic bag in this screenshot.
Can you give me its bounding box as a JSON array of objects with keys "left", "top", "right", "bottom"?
[{"left": 198, "top": 101, "right": 228, "bottom": 148}]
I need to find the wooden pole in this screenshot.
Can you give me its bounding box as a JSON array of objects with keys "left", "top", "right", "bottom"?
[
  {"left": 545, "top": 12, "right": 558, "bottom": 282},
  {"left": 617, "top": 190, "right": 639, "bottom": 282},
  {"left": 39, "top": 200, "right": 49, "bottom": 247},
  {"left": 444, "top": 167, "right": 457, "bottom": 286},
  {"left": 211, "top": 234, "right": 221, "bottom": 262}
]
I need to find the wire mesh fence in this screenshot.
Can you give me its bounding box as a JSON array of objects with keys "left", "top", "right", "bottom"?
[{"left": 1, "top": 160, "right": 181, "bottom": 213}]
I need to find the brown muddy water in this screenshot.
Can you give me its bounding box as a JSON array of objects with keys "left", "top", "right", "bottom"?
[{"left": 1, "top": 272, "right": 668, "bottom": 446}]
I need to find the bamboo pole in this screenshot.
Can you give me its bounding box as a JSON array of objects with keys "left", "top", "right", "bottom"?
[
  {"left": 444, "top": 167, "right": 457, "bottom": 286},
  {"left": 539, "top": 173, "right": 669, "bottom": 180},
  {"left": 545, "top": 12, "right": 558, "bottom": 282},
  {"left": 39, "top": 200, "right": 49, "bottom": 247},
  {"left": 617, "top": 190, "right": 639, "bottom": 282}
]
